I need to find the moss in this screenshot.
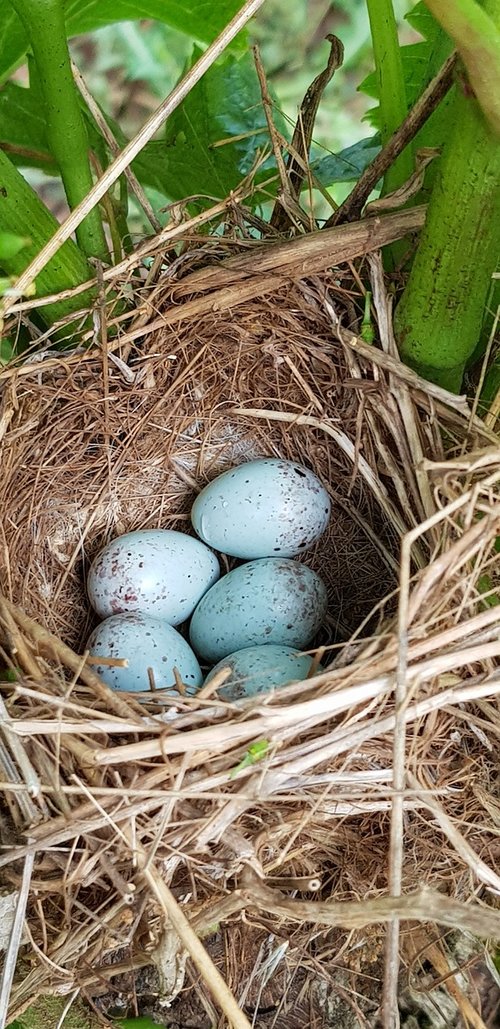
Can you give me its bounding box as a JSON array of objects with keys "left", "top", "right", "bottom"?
[
  {"left": 14, "top": 999, "right": 169, "bottom": 1029},
  {"left": 17, "top": 995, "right": 103, "bottom": 1029}
]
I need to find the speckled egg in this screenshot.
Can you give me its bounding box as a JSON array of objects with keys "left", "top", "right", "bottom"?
[
  {"left": 87, "top": 529, "right": 220, "bottom": 624},
  {"left": 86, "top": 612, "right": 203, "bottom": 692},
  {"left": 206, "top": 644, "right": 320, "bottom": 700},
  {"left": 191, "top": 458, "right": 331, "bottom": 559},
  {"left": 189, "top": 558, "right": 328, "bottom": 663}
]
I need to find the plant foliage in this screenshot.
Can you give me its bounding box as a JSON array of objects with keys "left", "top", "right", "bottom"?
[
  {"left": 134, "top": 49, "right": 277, "bottom": 201},
  {"left": 0, "top": 0, "right": 244, "bottom": 81},
  {"left": 0, "top": 0, "right": 498, "bottom": 400},
  {"left": 360, "top": 2, "right": 452, "bottom": 123}
]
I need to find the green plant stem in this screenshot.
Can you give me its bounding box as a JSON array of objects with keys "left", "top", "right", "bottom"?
[
  {"left": 365, "top": 0, "right": 413, "bottom": 196},
  {"left": 424, "top": 0, "right": 500, "bottom": 137},
  {"left": 7, "top": 0, "right": 108, "bottom": 260},
  {"left": 0, "top": 147, "right": 96, "bottom": 324},
  {"left": 361, "top": 290, "right": 375, "bottom": 343},
  {"left": 394, "top": 84, "right": 500, "bottom": 391}
]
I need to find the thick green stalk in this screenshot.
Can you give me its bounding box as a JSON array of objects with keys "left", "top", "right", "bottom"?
[
  {"left": 0, "top": 148, "right": 96, "bottom": 324},
  {"left": 7, "top": 0, "right": 108, "bottom": 260},
  {"left": 424, "top": 0, "right": 500, "bottom": 137},
  {"left": 365, "top": 0, "right": 413, "bottom": 196},
  {"left": 394, "top": 85, "right": 500, "bottom": 391}
]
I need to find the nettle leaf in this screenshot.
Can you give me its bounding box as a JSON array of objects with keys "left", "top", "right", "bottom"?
[
  {"left": 0, "top": 82, "right": 57, "bottom": 172},
  {"left": 359, "top": 2, "right": 453, "bottom": 131},
  {"left": 0, "top": 52, "right": 274, "bottom": 212},
  {"left": 64, "top": 0, "right": 243, "bottom": 43},
  {"left": 0, "top": 8, "right": 28, "bottom": 83},
  {"left": 0, "top": 0, "right": 244, "bottom": 84},
  {"left": 0, "top": 229, "right": 30, "bottom": 260},
  {"left": 0, "top": 72, "right": 125, "bottom": 177},
  {"left": 312, "top": 135, "right": 381, "bottom": 187},
  {"left": 133, "top": 49, "right": 276, "bottom": 202}
]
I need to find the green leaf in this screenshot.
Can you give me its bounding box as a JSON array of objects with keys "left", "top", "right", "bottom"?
[
  {"left": 0, "top": 77, "right": 129, "bottom": 182},
  {"left": 0, "top": 148, "right": 96, "bottom": 325},
  {"left": 0, "top": 0, "right": 246, "bottom": 83},
  {"left": 0, "top": 77, "right": 119, "bottom": 178},
  {"left": 312, "top": 135, "right": 381, "bottom": 186},
  {"left": 230, "top": 739, "right": 269, "bottom": 778},
  {"left": 0, "top": 82, "right": 57, "bottom": 172},
  {"left": 0, "top": 33, "right": 275, "bottom": 213},
  {"left": 65, "top": 0, "right": 244, "bottom": 44},
  {"left": 0, "top": 7, "right": 27, "bottom": 83},
  {"left": 132, "top": 50, "right": 275, "bottom": 202},
  {"left": 0, "top": 229, "right": 30, "bottom": 260},
  {"left": 2, "top": 51, "right": 273, "bottom": 209}
]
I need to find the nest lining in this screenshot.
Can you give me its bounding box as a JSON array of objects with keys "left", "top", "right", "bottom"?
[
  {"left": 0, "top": 277, "right": 403, "bottom": 650},
  {"left": 0, "top": 254, "right": 499, "bottom": 1025}
]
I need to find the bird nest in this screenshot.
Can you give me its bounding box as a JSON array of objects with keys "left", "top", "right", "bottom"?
[{"left": 0, "top": 216, "right": 499, "bottom": 1027}]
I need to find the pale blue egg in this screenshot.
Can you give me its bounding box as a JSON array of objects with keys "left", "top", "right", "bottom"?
[
  {"left": 87, "top": 612, "right": 203, "bottom": 692},
  {"left": 206, "top": 644, "right": 319, "bottom": 700},
  {"left": 191, "top": 458, "right": 331, "bottom": 559},
  {"left": 87, "top": 529, "right": 219, "bottom": 624},
  {"left": 189, "top": 558, "right": 328, "bottom": 663}
]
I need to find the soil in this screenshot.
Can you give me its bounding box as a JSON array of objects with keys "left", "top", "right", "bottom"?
[{"left": 90, "top": 924, "right": 500, "bottom": 1029}]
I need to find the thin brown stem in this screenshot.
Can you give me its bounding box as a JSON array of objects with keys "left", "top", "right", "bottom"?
[{"left": 325, "top": 52, "right": 457, "bottom": 226}]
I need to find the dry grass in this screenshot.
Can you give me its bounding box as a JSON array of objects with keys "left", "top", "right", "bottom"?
[{"left": 0, "top": 214, "right": 499, "bottom": 1027}]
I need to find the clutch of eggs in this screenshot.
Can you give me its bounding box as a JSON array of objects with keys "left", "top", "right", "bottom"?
[
  {"left": 85, "top": 458, "right": 331, "bottom": 695},
  {"left": 191, "top": 458, "right": 331, "bottom": 559},
  {"left": 87, "top": 528, "right": 220, "bottom": 624}
]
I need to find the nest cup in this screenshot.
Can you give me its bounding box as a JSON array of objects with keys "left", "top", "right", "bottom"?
[
  {"left": 0, "top": 283, "right": 399, "bottom": 651},
  {"left": 0, "top": 235, "right": 499, "bottom": 1026}
]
